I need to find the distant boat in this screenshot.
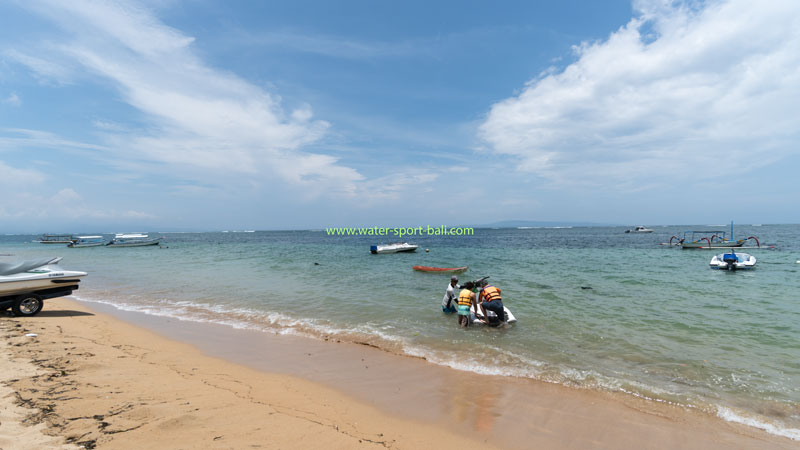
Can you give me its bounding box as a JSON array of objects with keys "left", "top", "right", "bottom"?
[
  {"left": 412, "top": 265, "right": 468, "bottom": 273},
  {"left": 710, "top": 251, "right": 756, "bottom": 270},
  {"left": 370, "top": 243, "right": 418, "bottom": 254},
  {"left": 624, "top": 226, "right": 654, "bottom": 233},
  {"left": 38, "top": 234, "right": 73, "bottom": 244},
  {"left": 68, "top": 236, "right": 107, "bottom": 248},
  {"left": 107, "top": 233, "right": 161, "bottom": 247}
]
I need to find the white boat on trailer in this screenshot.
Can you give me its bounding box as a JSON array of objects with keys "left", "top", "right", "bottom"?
[
  {"left": 370, "top": 242, "right": 418, "bottom": 254},
  {"left": 107, "top": 233, "right": 161, "bottom": 247},
  {"left": 0, "top": 257, "right": 87, "bottom": 316}
]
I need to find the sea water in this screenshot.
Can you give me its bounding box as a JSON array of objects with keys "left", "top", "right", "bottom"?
[{"left": 2, "top": 225, "right": 799, "bottom": 440}]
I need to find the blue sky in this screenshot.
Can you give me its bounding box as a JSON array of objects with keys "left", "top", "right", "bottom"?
[{"left": 1, "top": 0, "right": 799, "bottom": 232}]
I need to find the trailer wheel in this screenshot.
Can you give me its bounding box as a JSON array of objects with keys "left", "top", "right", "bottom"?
[{"left": 12, "top": 294, "right": 43, "bottom": 317}]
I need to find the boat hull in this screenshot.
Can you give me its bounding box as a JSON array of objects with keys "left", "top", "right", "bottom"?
[
  {"left": 682, "top": 241, "right": 744, "bottom": 249},
  {"left": 413, "top": 265, "right": 468, "bottom": 273},
  {"left": 68, "top": 242, "right": 106, "bottom": 248},
  {"left": 0, "top": 277, "right": 83, "bottom": 296},
  {"left": 107, "top": 239, "right": 160, "bottom": 247}
]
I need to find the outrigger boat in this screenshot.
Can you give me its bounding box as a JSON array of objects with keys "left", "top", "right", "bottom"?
[
  {"left": 38, "top": 234, "right": 74, "bottom": 244},
  {"left": 666, "top": 222, "right": 760, "bottom": 249}
]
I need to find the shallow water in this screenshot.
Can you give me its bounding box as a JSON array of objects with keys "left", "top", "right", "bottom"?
[{"left": 3, "top": 225, "right": 799, "bottom": 439}]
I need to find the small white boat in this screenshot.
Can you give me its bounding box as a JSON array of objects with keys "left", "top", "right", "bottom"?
[
  {"left": 370, "top": 242, "right": 418, "bottom": 254},
  {"left": 624, "top": 226, "right": 654, "bottom": 233},
  {"left": 710, "top": 252, "right": 756, "bottom": 270},
  {"left": 107, "top": 233, "right": 161, "bottom": 247},
  {"left": 68, "top": 235, "right": 107, "bottom": 247},
  {"left": 0, "top": 257, "right": 87, "bottom": 316}
]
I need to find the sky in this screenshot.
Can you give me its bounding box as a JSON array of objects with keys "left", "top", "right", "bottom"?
[{"left": 1, "top": 0, "right": 799, "bottom": 232}]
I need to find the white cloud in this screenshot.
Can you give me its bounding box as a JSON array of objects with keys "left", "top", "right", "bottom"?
[
  {"left": 2, "top": 93, "right": 21, "bottom": 106},
  {"left": 356, "top": 170, "right": 439, "bottom": 201},
  {"left": 13, "top": 0, "right": 363, "bottom": 196},
  {"left": 0, "top": 160, "right": 46, "bottom": 185},
  {"left": 0, "top": 128, "right": 106, "bottom": 152},
  {"left": 479, "top": 0, "right": 800, "bottom": 190},
  {"left": 0, "top": 183, "right": 155, "bottom": 222},
  {"left": 2, "top": 49, "right": 74, "bottom": 85}
]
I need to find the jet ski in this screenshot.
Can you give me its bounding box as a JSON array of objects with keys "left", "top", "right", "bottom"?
[
  {"left": 0, "top": 257, "right": 87, "bottom": 316},
  {"left": 459, "top": 276, "right": 517, "bottom": 326},
  {"left": 470, "top": 303, "right": 517, "bottom": 326}
]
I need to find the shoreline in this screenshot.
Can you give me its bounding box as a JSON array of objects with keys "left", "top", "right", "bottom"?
[{"left": 1, "top": 297, "right": 795, "bottom": 449}]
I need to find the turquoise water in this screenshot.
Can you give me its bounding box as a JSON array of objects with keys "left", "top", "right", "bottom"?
[{"left": 2, "top": 225, "right": 799, "bottom": 439}]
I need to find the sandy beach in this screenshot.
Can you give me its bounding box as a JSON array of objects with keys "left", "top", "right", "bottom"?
[{"left": 1, "top": 298, "right": 795, "bottom": 449}]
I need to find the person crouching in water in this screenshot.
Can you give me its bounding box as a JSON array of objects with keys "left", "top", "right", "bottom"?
[
  {"left": 457, "top": 281, "right": 476, "bottom": 327},
  {"left": 479, "top": 279, "right": 505, "bottom": 325}
]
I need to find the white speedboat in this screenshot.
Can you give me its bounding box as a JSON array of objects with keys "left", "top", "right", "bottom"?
[
  {"left": 370, "top": 242, "right": 418, "bottom": 254},
  {"left": 710, "top": 252, "right": 756, "bottom": 270},
  {"left": 0, "top": 257, "right": 87, "bottom": 316},
  {"left": 68, "top": 235, "right": 107, "bottom": 247},
  {"left": 624, "top": 226, "right": 654, "bottom": 233},
  {"left": 107, "top": 233, "right": 161, "bottom": 247}
]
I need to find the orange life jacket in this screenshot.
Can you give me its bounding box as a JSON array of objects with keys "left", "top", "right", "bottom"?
[{"left": 480, "top": 285, "right": 502, "bottom": 303}]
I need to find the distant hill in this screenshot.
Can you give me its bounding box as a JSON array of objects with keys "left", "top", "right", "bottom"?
[{"left": 478, "top": 220, "right": 613, "bottom": 228}]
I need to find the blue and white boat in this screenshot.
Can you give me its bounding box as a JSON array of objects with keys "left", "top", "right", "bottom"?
[
  {"left": 710, "top": 251, "right": 756, "bottom": 270},
  {"left": 107, "top": 233, "right": 161, "bottom": 247},
  {"left": 68, "top": 236, "right": 107, "bottom": 248}
]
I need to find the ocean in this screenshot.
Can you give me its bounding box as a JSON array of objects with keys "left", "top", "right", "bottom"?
[{"left": 2, "top": 225, "right": 799, "bottom": 440}]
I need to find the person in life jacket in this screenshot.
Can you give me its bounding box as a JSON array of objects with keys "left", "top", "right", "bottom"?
[
  {"left": 441, "top": 275, "right": 460, "bottom": 313},
  {"left": 457, "top": 281, "right": 476, "bottom": 327},
  {"left": 478, "top": 279, "right": 505, "bottom": 324}
]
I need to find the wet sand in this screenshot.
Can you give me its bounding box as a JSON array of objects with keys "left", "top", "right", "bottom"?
[{"left": 1, "top": 298, "right": 795, "bottom": 449}]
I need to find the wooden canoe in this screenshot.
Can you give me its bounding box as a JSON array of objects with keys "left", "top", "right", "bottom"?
[{"left": 412, "top": 265, "right": 468, "bottom": 273}]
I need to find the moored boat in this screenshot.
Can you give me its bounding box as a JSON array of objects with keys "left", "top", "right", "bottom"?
[
  {"left": 370, "top": 242, "right": 418, "bottom": 254},
  {"left": 68, "top": 235, "right": 107, "bottom": 247},
  {"left": 38, "top": 234, "right": 74, "bottom": 244},
  {"left": 107, "top": 233, "right": 161, "bottom": 247},
  {"left": 675, "top": 222, "right": 760, "bottom": 249},
  {"left": 413, "top": 265, "right": 468, "bottom": 273},
  {"left": 672, "top": 230, "right": 756, "bottom": 249},
  {"left": 624, "top": 226, "right": 654, "bottom": 233}
]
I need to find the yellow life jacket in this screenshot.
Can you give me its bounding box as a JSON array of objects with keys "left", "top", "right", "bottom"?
[{"left": 458, "top": 289, "right": 473, "bottom": 307}]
